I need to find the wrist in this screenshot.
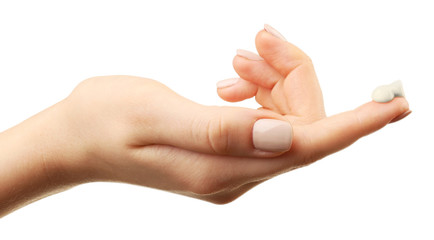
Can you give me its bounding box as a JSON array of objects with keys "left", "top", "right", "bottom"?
[
  {"left": 32, "top": 100, "right": 95, "bottom": 185},
  {"left": 0, "top": 100, "right": 92, "bottom": 216}
]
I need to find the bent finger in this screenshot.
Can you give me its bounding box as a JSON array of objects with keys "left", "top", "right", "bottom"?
[
  {"left": 232, "top": 52, "right": 283, "bottom": 89},
  {"left": 216, "top": 78, "right": 258, "bottom": 102}
]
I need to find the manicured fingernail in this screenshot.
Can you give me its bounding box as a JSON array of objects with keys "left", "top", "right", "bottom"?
[
  {"left": 217, "top": 78, "right": 239, "bottom": 89},
  {"left": 236, "top": 49, "right": 264, "bottom": 61},
  {"left": 264, "top": 24, "right": 287, "bottom": 41},
  {"left": 253, "top": 119, "right": 293, "bottom": 152},
  {"left": 390, "top": 110, "right": 412, "bottom": 123}
]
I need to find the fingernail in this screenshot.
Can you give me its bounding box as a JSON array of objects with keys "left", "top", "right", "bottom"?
[
  {"left": 264, "top": 24, "right": 287, "bottom": 41},
  {"left": 217, "top": 78, "right": 239, "bottom": 89},
  {"left": 253, "top": 119, "right": 293, "bottom": 152},
  {"left": 390, "top": 110, "right": 412, "bottom": 123},
  {"left": 236, "top": 49, "right": 264, "bottom": 61}
]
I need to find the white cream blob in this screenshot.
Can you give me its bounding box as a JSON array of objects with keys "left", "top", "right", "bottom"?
[{"left": 372, "top": 80, "right": 405, "bottom": 103}]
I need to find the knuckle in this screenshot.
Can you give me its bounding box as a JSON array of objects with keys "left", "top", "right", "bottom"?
[
  {"left": 292, "top": 127, "right": 321, "bottom": 166},
  {"left": 205, "top": 111, "right": 230, "bottom": 155}
]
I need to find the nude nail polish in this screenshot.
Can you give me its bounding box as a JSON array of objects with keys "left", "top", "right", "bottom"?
[
  {"left": 264, "top": 24, "right": 287, "bottom": 41},
  {"left": 216, "top": 78, "right": 239, "bottom": 89},
  {"left": 253, "top": 119, "right": 293, "bottom": 152},
  {"left": 390, "top": 110, "right": 412, "bottom": 123},
  {"left": 236, "top": 49, "right": 264, "bottom": 61}
]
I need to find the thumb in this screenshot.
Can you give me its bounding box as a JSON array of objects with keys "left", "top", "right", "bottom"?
[
  {"left": 298, "top": 97, "right": 410, "bottom": 160},
  {"left": 149, "top": 99, "right": 293, "bottom": 157}
]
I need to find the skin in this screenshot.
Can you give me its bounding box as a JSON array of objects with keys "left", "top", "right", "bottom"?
[{"left": 0, "top": 29, "right": 410, "bottom": 217}]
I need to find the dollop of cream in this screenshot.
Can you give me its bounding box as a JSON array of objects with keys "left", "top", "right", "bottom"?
[{"left": 372, "top": 80, "right": 405, "bottom": 103}]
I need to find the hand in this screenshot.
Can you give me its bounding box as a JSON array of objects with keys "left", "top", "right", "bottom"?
[
  {"left": 59, "top": 33, "right": 409, "bottom": 203},
  {"left": 0, "top": 27, "right": 410, "bottom": 217}
]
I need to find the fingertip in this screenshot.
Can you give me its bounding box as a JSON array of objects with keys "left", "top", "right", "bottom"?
[
  {"left": 216, "top": 78, "right": 239, "bottom": 89},
  {"left": 255, "top": 28, "right": 288, "bottom": 53},
  {"left": 364, "top": 97, "right": 410, "bottom": 121},
  {"left": 255, "top": 29, "right": 312, "bottom": 77},
  {"left": 300, "top": 97, "right": 411, "bottom": 160},
  {"left": 255, "top": 30, "right": 274, "bottom": 52},
  {"left": 348, "top": 98, "right": 409, "bottom": 135},
  {"left": 232, "top": 55, "right": 247, "bottom": 73},
  {"left": 216, "top": 78, "right": 258, "bottom": 102},
  {"left": 390, "top": 110, "right": 412, "bottom": 123},
  {"left": 392, "top": 97, "right": 410, "bottom": 112},
  {"left": 233, "top": 55, "right": 282, "bottom": 89},
  {"left": 371, "top": 97, "right": 410, "bottom": 124}
]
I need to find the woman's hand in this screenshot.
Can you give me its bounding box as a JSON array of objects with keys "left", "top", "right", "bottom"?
[
  {"left": 60, "top": 38, "right": 408, "bottom": 203},
  {"left": 0, "top": 26, "right": 410, "bottom": 217}
]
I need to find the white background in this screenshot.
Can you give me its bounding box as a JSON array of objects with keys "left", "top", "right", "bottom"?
[{"left": 1, "top": 0, "right": 433, "bottom": 239}]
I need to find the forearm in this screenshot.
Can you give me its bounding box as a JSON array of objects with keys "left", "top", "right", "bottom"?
[{"left": 0, "top": 101, "right": 85, "bottom": 217}]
